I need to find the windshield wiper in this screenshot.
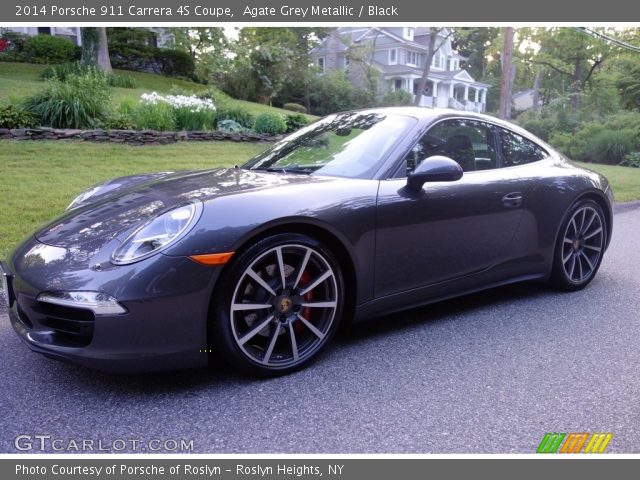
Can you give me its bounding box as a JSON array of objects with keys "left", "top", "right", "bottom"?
[{"left": 256, "top": 166, "right": 315, "bottom": 175}]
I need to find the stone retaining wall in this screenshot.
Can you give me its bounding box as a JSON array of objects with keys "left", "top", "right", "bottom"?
[{"left": 0, "top": 128, "right": 280, "bottom": 145}]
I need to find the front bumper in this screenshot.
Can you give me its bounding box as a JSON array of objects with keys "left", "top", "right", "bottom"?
[{"left": 2, "top": 243, "right": 221, "bottom": 373}]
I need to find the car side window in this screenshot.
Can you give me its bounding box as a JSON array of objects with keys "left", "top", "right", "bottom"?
[
  {"left": 499, "top": 128, "right": 548, "bottom": 166},
  {"left": 403, "top": 119, "right": 498, "bottom": 175}
]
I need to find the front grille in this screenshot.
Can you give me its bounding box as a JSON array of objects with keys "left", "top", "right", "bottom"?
[{"left": 18, "top": 298, "right": 95, "bottom": 347}]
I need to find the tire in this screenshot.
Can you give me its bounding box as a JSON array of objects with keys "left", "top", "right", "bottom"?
[
  {"left": 550, "top": 199, "right": 607, "bottom": 291},
  {"left": 211, "top": 233, "right": 344, "bottom": 377}
]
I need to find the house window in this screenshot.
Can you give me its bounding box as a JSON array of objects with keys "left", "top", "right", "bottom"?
[
  {"left": 394, "top": 79, "right": 404, "bottom": 91},
  {"left": 407, "top": 51, "right": 418, "bottom": 67},
  {"left": 316, "top": 57, "right": 325, "bottom": 72},
  {"left": 403, "top": 28, "right": 414, "bottom": 41},
  {"left": 389, "top": 48, "right": 397, "bottom": 65}
]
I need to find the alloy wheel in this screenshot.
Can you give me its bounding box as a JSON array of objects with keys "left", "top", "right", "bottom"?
[{"left": 229, "top": 244, "right": 339, "bottom": 368}]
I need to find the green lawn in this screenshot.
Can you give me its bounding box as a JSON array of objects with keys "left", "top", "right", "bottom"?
[
  {"left": 0, "top": 140, "right": 268, "bottom": 258},
  {"left": 0, "top": 62, "right": 315, "bottom": 119}
]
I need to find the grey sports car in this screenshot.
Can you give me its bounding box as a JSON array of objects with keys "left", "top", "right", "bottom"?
[{"left": 1, "top": 107, "right": 613, "bottom": 376}]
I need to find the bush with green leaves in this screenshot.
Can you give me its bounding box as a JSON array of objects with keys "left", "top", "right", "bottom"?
[
  {"left": 379, "top": 90, "right": 413, "bottom": 107},
  {"left": 154, "top": 49, "right": 196, "bottom": 79},
  {"left": 131, "top": 101, "right": 175, "bottom": 131},
  {"left": 22, "top": 74, "right": 111, "bottom": 129},
  {"left": 41, "top": 62, "right": 137, "bottom": 89},
  {"left": 621, "top": 152, "right": 640, "bottom": 168},
  {"left": 215, "top": 106, "right": 254, "bottom": 129},
  {"left": 217, "top": 119, "right": 245, "bottom": 133},
  {"left": 284, "top": 113, "right": 309, "bottom": 133},
  {"left": 0, "top": 103, "right": 38, "bottom": 128},
  {"left": 23, "top": 34, "right": 77, "bottom": 64},
  {"left": 253, "top": 113, "right": 287, "bottom": 135},
  {"left": 283, "top": 103, "right": 307, "bottom": 114},
  {"left": 102, "top": 112, "right": 135, "bottom": 130},
  {"left": 0, "top": 31, "right": 29, "bottom": 62}
]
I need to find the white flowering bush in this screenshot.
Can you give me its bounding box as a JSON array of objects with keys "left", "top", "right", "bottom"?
[{"left": 139, "top": 91, "right": 216, "bottom": 131}]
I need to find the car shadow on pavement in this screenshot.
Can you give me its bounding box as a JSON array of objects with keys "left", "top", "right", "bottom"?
[{"left": 1, "top": 280, "right": 558, "bottom": 393}]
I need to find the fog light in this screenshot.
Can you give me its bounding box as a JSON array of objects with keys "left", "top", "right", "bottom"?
[{"left": 37, "top": 291, "right": 127, "bottom": 316}]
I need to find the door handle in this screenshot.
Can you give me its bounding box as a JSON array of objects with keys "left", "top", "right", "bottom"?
[{"left": 502, "top": 192, "right": 523, "bottom": 208}]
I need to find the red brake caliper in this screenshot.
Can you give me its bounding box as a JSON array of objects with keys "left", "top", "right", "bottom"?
[{"left": 294, "top": 270, "right": 313, "bottom": 334}]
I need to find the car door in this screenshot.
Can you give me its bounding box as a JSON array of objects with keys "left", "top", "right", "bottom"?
[{"left": 374, "top": 118, "right": 526, "bottom": 298}]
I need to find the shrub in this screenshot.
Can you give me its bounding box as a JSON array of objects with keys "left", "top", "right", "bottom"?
[
  {"left": 283, "top": 103, "right": 307, "bottom": 114},
  {"left": 548, "top": 132, "right": 574, "bottom": 157},
  {"left": 102, "top": 112, "right": 135, "bottom": 130},
  {"left": 379, "top": 90, "right": 413, "bottom": 107},
  {"left": 154, "top": 49, "right": 196, "bottom": 79},
  {"left": 215, "top": 106, "right": 254, "bottom": 129},
  {"left": 218, "top": 119, "right": 245, "bottom": 133},
  {"left": 132, "top": 102, "right": 175, "bottom": 131},
  {"left": 109, "top": 42, "right": 157, "bottom": 72},
  {"left": 584, "top": 129, "right": 636, "bottom": 164},
  {"left": 253, "top": 113, "right": 287, "bottom": 135},
  {"left": 0, "top": 104, "right": 38, "bottom": 128},
  {"left": 22, "top": 74, "right": 111, "bottom": 129},
  {"left": 621, "top": 152, "right": 640, "bottom": 168},
  {"left": 23, "top": 34, "right": 76, "bottom": 64},
  {"left": 284, "top": 113, "right": 309, "bottom": 133},
  {"left": 0, "top": 31, "right": 29, "bottom": 62},
  {"left": 41, "top": 62, "right": 138, "bottom": 89}
]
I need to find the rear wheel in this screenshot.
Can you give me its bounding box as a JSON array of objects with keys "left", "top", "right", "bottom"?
[
  {"left": 211, "top": 234, "right": 343, "bottom": 376},
  {"left": 550, "top": 199, "right": 606, "bottom": 291}
]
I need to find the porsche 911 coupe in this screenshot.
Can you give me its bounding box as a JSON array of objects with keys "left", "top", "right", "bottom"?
[{"left": 1, "top": 107, "right": 613, "bottom": 376}]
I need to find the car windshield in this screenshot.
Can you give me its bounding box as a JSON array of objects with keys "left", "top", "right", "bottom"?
[{"left": 242, "top": 112, "right": 416, "bottom": 178}]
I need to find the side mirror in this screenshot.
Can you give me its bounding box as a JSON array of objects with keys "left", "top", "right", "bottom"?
[{"left": 407, "top": 155, "right": 463, "bottom": 191}]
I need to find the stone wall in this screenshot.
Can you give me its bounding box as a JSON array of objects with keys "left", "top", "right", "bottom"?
[{"left": 0, "top": 128, "right": 280, "bottom": 145}]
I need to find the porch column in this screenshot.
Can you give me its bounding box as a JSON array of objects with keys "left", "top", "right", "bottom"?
[
  {"left": 408, "top": 78, "right": 413, "bottom": 94},
  {"left": 432, "top": 80, "right": 439, "bottom": 102},
  {"left": 481, "top": 89, "right": 486, "bottom": 103},
  {"left": 449, "top": 83, "right": 454, "bottom": 99},
  {"left": 464, "top": 85, "right": 469, "bottom": 101},
  {"left": 474, "top": 88, "right": 479, "bottom": 103}
]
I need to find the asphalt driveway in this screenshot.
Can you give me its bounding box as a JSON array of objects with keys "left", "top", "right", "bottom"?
[{"left": 1, "top": 206, "right": 639, "bottom": 453}]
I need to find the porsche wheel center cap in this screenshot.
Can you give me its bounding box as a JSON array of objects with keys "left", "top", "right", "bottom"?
[{"left": 276, "top": 296, "right": 294, "bottom": 314}]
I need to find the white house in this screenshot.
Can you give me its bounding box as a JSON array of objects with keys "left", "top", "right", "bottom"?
[{"left": 310, "top": 27, "right": 490, "bottom": 113}]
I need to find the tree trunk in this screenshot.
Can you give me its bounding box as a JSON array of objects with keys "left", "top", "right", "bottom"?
[
  {"left": 414, "top": 29, "right": 438, "bottom": 107},
  {"left": 572, "top": 58, "right": 582, "bottom": 112},
  {"left": 499, "top": 27, "right": 515, "bottom": 119},
  {"left": 532, "top": 68, "right": 541, "bottom": 111},
  {"left": 81, "top": 27, "right": 112, "bottom": 73}
]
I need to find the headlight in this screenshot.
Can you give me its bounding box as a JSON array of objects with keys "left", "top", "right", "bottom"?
[
  {"left": 111, "top": 202, "right": 201, "bottom": 265},
  {"left": 66, "top": 185, "right": 102, "bottom": 211}
]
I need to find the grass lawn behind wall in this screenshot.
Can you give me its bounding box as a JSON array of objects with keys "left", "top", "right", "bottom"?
[{"left": 0, "top": 140, "right": 269, "bottom": 259}]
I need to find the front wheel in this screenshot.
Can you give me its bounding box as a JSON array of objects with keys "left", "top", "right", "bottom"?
[
  {"left": 211, "top": 234, "right": 344, "bottom": 376},
  {"left": 550, "top": 199, "right": 606, "bottom": 291}
]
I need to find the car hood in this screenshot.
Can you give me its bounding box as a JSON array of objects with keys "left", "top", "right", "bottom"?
[{"left": 34, "top": 168, "right": 332, "bottom": 251}]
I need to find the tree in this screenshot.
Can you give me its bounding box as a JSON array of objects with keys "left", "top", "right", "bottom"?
[
  {"left": 499, "top": 27, "right": 515, "bottom": 119},
  {"left": 80, "top": 27, "right": 112, "bottom": 73},
  {"left": 413, "top": 29, "right": 439, "bottom": 107},
  {"left": 532, "top": 28, "right": 614, "bottom": 112},
  {"left": 169, "top": 28, "right": 229, "bottom": 82}
]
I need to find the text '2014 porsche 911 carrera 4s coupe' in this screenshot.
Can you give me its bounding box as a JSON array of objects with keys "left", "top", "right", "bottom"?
[{"left": 1, "top": 108, "right": 613, "bottom": 376}]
